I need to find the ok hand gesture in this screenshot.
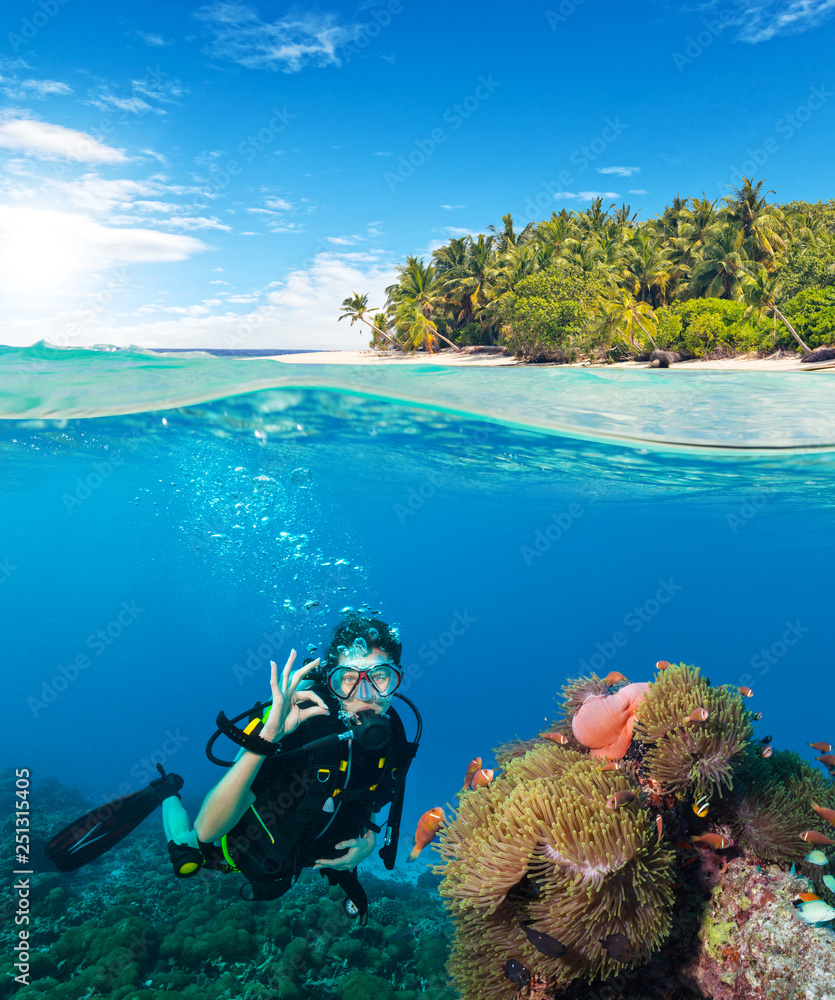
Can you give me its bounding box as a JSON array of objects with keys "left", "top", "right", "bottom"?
[{"left": 260, "top": 650, "right": 329, "bottom": 744}]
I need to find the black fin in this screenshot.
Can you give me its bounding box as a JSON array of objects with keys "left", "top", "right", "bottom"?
[{"left": 44, "top": 767, "right": 183, "bottom": 872}]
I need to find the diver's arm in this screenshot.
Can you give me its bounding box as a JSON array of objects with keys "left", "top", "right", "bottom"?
[{"left": 194, "top": 651, "right": 329, "bottom": 843}]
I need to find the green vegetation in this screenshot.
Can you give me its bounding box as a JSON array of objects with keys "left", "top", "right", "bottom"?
[{"left": 344, "top": 180, "right": 835, "bottom": 361}]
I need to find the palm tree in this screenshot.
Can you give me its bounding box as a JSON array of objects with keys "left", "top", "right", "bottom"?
[
  {"left": 742, "top": 268, "right": 812, "bottom": 355},
  {"left": 338, "top": 292, "right": 400, "bottom": 348},
  {"left": 386, "top": 257, "right": 462, "bottom": 352},
  {"left": 686, "top": 225, "right": 753, "bottom": 299},
  {"left": 602, "top": 290, "right": 659, "bottom": 353},
  {"left": 722, "top": 177, "right": 786, "bottom": 266}
]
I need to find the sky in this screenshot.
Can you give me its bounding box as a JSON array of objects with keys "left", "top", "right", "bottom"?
[{"left": 1, "top": 0, "right": 834, "bottom": 350}]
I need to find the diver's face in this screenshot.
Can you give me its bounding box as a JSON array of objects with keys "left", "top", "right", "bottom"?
[{"left": 335, "top": 646, "right": 397, "bottom": 715}]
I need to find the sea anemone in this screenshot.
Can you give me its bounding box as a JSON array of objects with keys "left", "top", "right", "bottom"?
[
  {"left": 437, "top": 753, "right": 674, "bottom": 995},
  {"left": 633, "top": 663, "right": 754, "bottom": 799},
  {"left": 571, "top": 682, "right": 649, "bottom": 759}
]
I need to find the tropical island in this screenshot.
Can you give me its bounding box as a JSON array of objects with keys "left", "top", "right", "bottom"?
[{"left": 337, "top": 178, "right": 835, "bottom": 366}]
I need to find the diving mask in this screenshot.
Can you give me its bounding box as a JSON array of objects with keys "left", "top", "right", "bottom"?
[{"left": 327, "top": 661, "right": 402, "bottom": 702}]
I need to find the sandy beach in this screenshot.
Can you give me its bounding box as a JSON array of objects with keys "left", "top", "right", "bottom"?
[{"left": 268, "top": 350, "right": 835, "bottom": 372}]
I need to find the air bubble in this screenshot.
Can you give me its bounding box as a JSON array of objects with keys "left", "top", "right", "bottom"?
[
  {"left": 290, "top": 468, "right": 311, "bottom": 485},
  {"left": 340, "top": 606, "right": 354, "bottom": 615}
]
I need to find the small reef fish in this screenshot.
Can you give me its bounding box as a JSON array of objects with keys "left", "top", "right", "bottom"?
[
  {"left": 692, "top": 833, "right": 732, "bottom": 850},
  {"left": 801, "top": 830, "right": 835, "bottom": 846},
  {"left": 471, "top": 768, "right": 494, "bottom": 789},
  {"left": 600, "top": 933, "right": 634, "bottom": 963},
  {"left": 656, "top": 660, "right": 670, "bottom": 671},
  {"left": 804, "top": 850, "right": 829, "bottom": 866},
  {"left": 692, "top": 794, "right": 710, "bottom": 818},
  {"left": 407, "top": 807, "right": 445, "bottom": 862},
  {"left": 823, "top": 874, "right": 835, "bottom": 894},
  {"left": 794, "top": 899, "right": 835, "bottom": 924},
  {"left": 599, "top": 762, "right": 622, "bottom": 772},
  {"left": 812, "top": 802, "right": 835, "bottom": 827},
  {"left": 656, "top": 815, "right": 663, "bottom": 843},
  {"left": 797, "top": 892, "right": 821, "bottom": 902},
  {"left": 519, "top": 922, "right": 566, "bottom": 958},
  {"left": 682, "top": 707, "right": 709, "bottom": 724},
  {"left": 543, "top": 732, "right": 570, "bottom": 745},
  {"left": 502, "top": 959, "right": 531, "bottom": 985},
  {"left": 463, "top": 757, "right": 482, "bottom": 789},
  {"left": 753, "top": 712, "right": 763, "bottom": 721},
  {"left": 761, "top": 735, "right": 773, "bottom": 745},
  {"left": 605, "top": 671, "right": 629, "bottom": 687},
  {"left": 816, "top": 755, "right": 835, "bottom": 768},
  {"left": 808, "top": 742, "right": 833, "bottom": 753},
  {"left": 606, "top": 790, "right": 637, "bottom": 810},
  {"left": 739, "top": 686, "right": 754, "bottom": 698},
  {"left": 760, "top": 746, "right": 774, "bottom": 759}
]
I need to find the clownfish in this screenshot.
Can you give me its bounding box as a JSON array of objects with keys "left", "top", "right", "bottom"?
[
  {"left": 801, "top": 830, "right": 835, "bottom": 846},
  {"left": 739, "top": 686, "right": 754, "bottom": 698},
  {"left": 692, "top": 793, "right": 710, "bottom": 818},
  {"left": 812, "top": 802, "right": 835, "bottom": 827},
  {"left": 605, "top": 671, "right": 629, "bottom": 687},
  {"left": 606, "top": 790, "right": 637, "bottom": 810},
  {"left": 816, "top": 755, "right": 835, "bottom": 768},
  {"left": 462, "top": 757, "right": 482, "bottom": 789},
  {"left": 808, "top": 742, "right": 833, "bottom": 753},
  {"left": 692, "top": 833, "right": 732, "bottom": 850},
  {"left": 682, "top": 708, "right": 709, "bottom": 724},
  {"left": 407, "top": 807, "right": 445, "bottom": 862},
  {"left": 656, "top": 660, "right": 670, "bottom": 671},
  {"left": 542, "top": 731, "right": 570, "bottom": 745},
  {"left": 470, "top": 768, "right": 494, "bottom": 789},
  {"left": 599, "top": 761, "right": 622, "bottom": 772}
]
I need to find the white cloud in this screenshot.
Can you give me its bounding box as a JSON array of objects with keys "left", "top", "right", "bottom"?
[
  {"left": 134, "top": 30, "right": 172, "bottom": 47},
  {"left": 265, "top": 196, "right": 292, "bottom": 210},
  {"left": 88, "top": 93, "right": 160, "bottom": 115},
  {"left": 440, "top": 204, "right": 464, "bottom": 210},
  {"left": 597, "top": 166, "right": 640, "bottom": 177},
  {"left": 728, "top": 0, "right": 835, "bottom": 41},
  {"left": 195, "top": 1, "right": 364, "bottom": 72},
  {"left": 1, "top": 78, "right": 72, "bottom": 99},
  {"left": 158, "top": 215, "right": 232, "bottom": 231},
  {"left": 0, "top": 115, "right": 127, "bottom": 163},
  {"left": 629, "top": 189, "right": 648, "bottom": 195},
  {"left": 0, "top": 206, "right": 209, "bottom": 299},
  {"left": 6, "top": 250, "right": 396, "bottom": 349},
  {"left": 326, "top": 235, "right": 363, "bottom": 245},
  {"left": 372, "top": 151, "right": 391, "bottom": 157},
  {"left": 552, "top": 191, "right": 620, "bottom": 200}
]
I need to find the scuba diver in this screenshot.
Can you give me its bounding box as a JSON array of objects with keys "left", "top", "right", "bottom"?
[{"left": 45, "top": 615, "right": 420, "bottom": 921}]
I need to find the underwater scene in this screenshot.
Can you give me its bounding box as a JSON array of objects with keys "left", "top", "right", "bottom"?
[{"left": 3, "top": 343, "right": 835, "bottom": 1000}]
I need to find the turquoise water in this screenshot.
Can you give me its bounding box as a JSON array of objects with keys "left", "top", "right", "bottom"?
[{"left": 4, "top": 343, "right": 835, "bottom": 996}]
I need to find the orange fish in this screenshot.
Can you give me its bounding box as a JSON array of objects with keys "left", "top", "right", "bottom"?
[
  {"left": 656, "top": 815, "right": 663, "bottom": 843},
  {"left": 798, "top": 892, "right": 821, "bottom": 902},
  {"left": 605, "top": 671, "right": 629, "bottom": 687},
  {"left": 463, "top": 757, "right": 482, "bottom": 789},
  {"left": 812, "top": 802, "right": 835, "bottom": 827},
  {"left": 692, "top": 833, "right": 732, "bottom": 850},
  {"left": 760, "top": 746, "right": 774, "bottom": 759},
  {"left": 682, "top": 707, "right": 709, "bottom": 724},
  {"left": 656, "top": 660, "right": 670, "bottom": 671},
  {"left": 606, "top": 790, "right": 637, "bottom": 810},
  {"left": 801, "top": 830, "right": 835, "bottom": 846},
  {"left": 470, "top": 768, "right": 494, "bottom": 789},
  {"left": 542, "top": 732, "right": 570, "bottom": 745},
  {"left": 809, "top": 742, "right": 833, "bottom": 753},
  {"left": 407, "top": 807, "right": 445, "bottom": 862},
  {"left": 739, "top": 687, "right": 754, "bottom": 698},
  {"left": 817, "top": 755, "right": 835, "bottom": 768},
  {"left": 599, "top": 761, "right": 622, "bottom": 772}
]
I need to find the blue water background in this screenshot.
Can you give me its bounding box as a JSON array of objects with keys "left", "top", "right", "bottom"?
[{"left": 2, "top": 344, "right": 835, "bottom": 873}]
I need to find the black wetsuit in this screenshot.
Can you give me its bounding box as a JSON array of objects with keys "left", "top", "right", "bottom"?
[{"left": 219, "top": 689, "right": 410, "bottom": 902}]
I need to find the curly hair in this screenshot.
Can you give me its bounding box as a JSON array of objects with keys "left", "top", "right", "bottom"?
[{"left": 321, "top": 614, "right": 403, "bottom": 671}]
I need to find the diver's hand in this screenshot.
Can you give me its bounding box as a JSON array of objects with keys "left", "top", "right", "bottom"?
[
  {"left": 313, "top": 829, "right": 376, "bottom": 872},
  {"left": 261, "top": 651, "right": 328, "bottom": 742}
]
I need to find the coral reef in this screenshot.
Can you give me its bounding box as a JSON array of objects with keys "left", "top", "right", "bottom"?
[
  {"left": 436, "top": 663, "right": 835, "bottom": 999},
  {"left": 0, "top": 778, "right": 456, "bottom": 1000}
]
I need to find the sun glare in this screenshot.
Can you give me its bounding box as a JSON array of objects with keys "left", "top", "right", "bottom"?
[{"left": 0, "top": 207, "right": 94, "bottom": 297}]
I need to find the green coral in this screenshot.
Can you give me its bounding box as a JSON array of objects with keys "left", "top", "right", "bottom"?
[{"left": 337, "top": 970, "right": 395, "bottom": 1000}]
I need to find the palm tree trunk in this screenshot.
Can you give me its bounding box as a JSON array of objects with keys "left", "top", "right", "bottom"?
[
  {"left": 772, "top": 306, "right": 812, "bottom": 356},
  {"left": 359, "top": 316, "right": 401, "bottom": 349},
  {"left": 633, "top": 314, "right": 658, "bottom": 349},
  {"left": 432, "top": 330, "right": 463, "bottom": 352}
]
